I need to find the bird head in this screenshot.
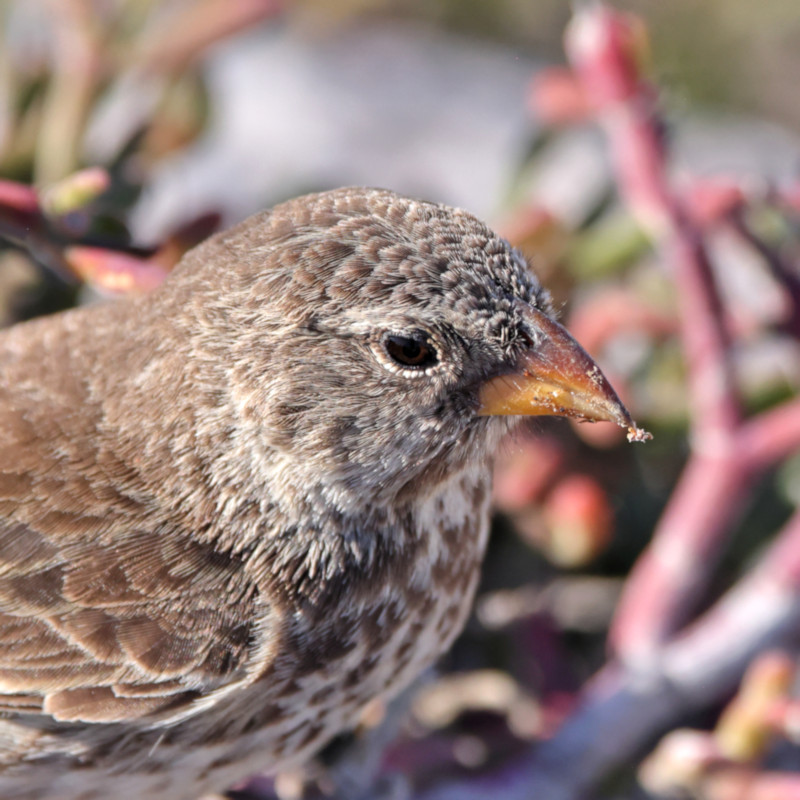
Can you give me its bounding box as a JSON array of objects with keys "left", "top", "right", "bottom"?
[{"left": 167, "top": 187, "right": 641, "bottom": 513}]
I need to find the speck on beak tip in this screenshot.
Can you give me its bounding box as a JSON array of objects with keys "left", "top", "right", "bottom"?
[{"left": 477, "top": 307, "right": 651, "bottom": 443}]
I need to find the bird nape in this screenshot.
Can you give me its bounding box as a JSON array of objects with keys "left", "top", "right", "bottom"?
[{"left": 0, "top": 187, "right": 647, "bottom": 799}]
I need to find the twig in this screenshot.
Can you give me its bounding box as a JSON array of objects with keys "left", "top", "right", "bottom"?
[
  {"left": 726, "top": 207, "right": 800, "bottom": 336},
  {"left": 477, "top": 6, "right": 800, "bottom": 799},
  {"left": 741, "top": 397, "right": 800, "bottom": 470},
  {"left": 564, "top": 4, "right": 764, "bottom": 658},
  {"left": 470, "top": 511, "right": 800, "bottom": 800},
  {"left": 35, "top": 0, "right": 104, "bottom": 184}
]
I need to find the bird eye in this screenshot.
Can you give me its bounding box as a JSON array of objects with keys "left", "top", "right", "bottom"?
[{"left": 383, "top": 334, "right": 438, "bottom": 369}]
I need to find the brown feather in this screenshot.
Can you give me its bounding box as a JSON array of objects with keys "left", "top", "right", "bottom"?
[{"left": 0, "top": 187, "right": 560, "bottom": 799}]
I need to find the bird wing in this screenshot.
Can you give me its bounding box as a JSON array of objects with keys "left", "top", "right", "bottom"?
[
  {"left": 0, "top": 514, "right": 270, "bottom": 724},
  {"left": 0, "top": 369, "right": 272, "bottom": 726},
  {"left": 0, "top": 295, "right": 277, "bottom": 726}
]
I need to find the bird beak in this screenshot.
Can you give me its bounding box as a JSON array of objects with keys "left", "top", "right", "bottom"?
[{"left": 478, "top": 307, "right": 648, "bottom": 439}]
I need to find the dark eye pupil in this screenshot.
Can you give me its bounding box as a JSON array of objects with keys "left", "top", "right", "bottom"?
[
  {"left": 385, "top": 335, "right": 437, "bottom": 368},
  {"left": 401, "top": 340, "right": 421, "bottom": 359}
]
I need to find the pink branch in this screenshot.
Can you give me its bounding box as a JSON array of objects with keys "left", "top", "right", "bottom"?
[
  {"left": 564, "top": 4, "right": 749, "bottom": 658},
  {"left": 741, "top": 397, "right": 800, "bottom": 471},
  {"left": 726, "top": 208, "right": 800, "bottom": 337},
  {"left": 0, "top": 174, "right": 170, "bottom": 296},
  {"left": 498, "top": 512, "right": 800, "bottom": 800},
  {"left": 702, "top": 770, "right": 800, "bottom": 800},
  {"left": 0, "top": 179, "right": 75, "bottom": 282},
  {"left": 612, "top": 392, "right": 800, "bottom": 658},
  {"left": 413, "top": 7, "right": 800, "bottom": 800},
  {"left": 665, "top": 225, "right": 740, "bottom": 440},
  {"left": 612, "top": 389, "right": 800, "bottom": 656},
  {"left": 568, "top": 10, "right": 739, "bottom": 438},
  {"left": 135, "top": 0, "right": 285, "bottom": 75},
  {"left": 609, "top": 454, "right": 751, "bottom": 660}
]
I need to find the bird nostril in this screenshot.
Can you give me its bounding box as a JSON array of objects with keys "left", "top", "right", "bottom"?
[{"left": 519, "top": 330, "right": 535, "bottom": 350}]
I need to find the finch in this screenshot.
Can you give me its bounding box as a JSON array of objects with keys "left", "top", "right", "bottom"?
[{"left": 0, "top": 187, "right": 642, "bottom": 799}]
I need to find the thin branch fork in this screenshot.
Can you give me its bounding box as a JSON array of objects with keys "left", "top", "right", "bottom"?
[
  {"left": 494, "top": 6, "right": 800, "bottom": 799},
  {"left": 410, "top": 511, "right": 800, "bottom": 800},
  {"left": 562, "top": 5, "right": 800, "bottom": 659},
  {"left": 520, "top": 511, "right": 800, "bottom": 800}
]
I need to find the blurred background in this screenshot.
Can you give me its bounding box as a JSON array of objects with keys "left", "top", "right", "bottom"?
[{"left": 2, "top": 1, "right": 800, "bottom": 799}]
